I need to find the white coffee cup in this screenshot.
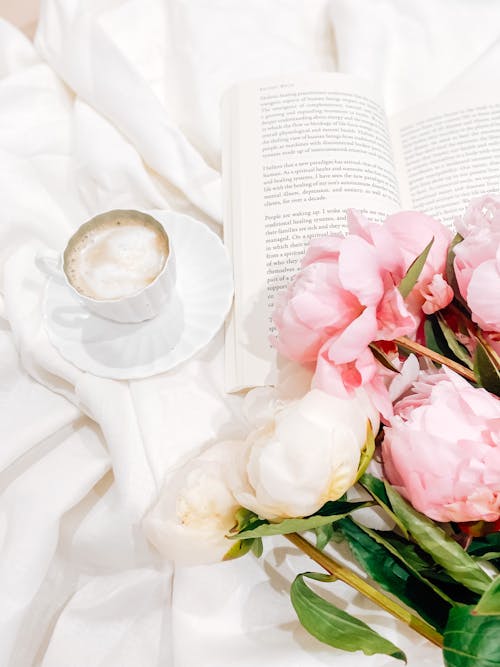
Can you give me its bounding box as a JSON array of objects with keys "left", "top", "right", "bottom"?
[{"left": 37, "top": 210, "right": 176, "bottom": 323}]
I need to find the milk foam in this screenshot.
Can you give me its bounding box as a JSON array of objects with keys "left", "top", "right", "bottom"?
[{"left": 66, "top": 219, "right": 169, "bottom": 300}]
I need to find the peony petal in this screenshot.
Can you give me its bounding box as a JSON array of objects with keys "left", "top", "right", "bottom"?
[
  {"left": 467, "top": 259, "right": 500, "bottom": 331},
  {"left": 456, "top": 194, "right": 500, "bottom": 237},
  {"left": 368, "top": 223, "right": 406, "bottom": 276},
  {"left": 366, "top": 374, "right": 394, "bottom": 422},
  {"left": 327, "top": 307, "right": 379, "bottom": 364},
  {"left": 339, "top": 236, "right": 384, "bottom": 305},
  {"left": 389, "top": 354, "right": 420, "bottom": 402},
  {"left": 302, "top": 235, "right": 343, "bottom": 267},
  {"left": 291, "top": 268, "right": 361, "bottom": 330},
  {"left": 384, "top": 211, "right": 452, "bottom": 276},
  {"left": 313, "top": 349, "right": 353, "bottom": 399},
  {"left": 376, "top": 286, "right": 416, "bottom": 339},
  {"left": 346, "top": 209, "right": 372, "bottom": 241}
]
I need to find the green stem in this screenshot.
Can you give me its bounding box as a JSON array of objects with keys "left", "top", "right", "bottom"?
[
  {"left": 286, "top": 532, "right": 444, "bottom": 649},
  {"left": 395, "top": 335, "right": 476, "bottom": 383}
]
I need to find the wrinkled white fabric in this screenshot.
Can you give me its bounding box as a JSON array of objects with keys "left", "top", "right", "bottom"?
[
  {"left": 0, "top": 0, "right": 499, "bottom": 665},
  {"left": 330, "top": 0, "right": 500, "bottom": 115}
]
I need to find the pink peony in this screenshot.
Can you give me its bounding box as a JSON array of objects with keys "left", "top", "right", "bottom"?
[
  {"left": 373, "top": 211, "right": 453, "bottom": 320},
  {"left": 273, "top": 220, "right": 417, "bottom": 367},
  {"left": 454, "top": 194, "right": 500, "bottom": 333},
  {"left": 273, "top": 209, "right": 452, "bottom": 410},
  {"left": 382, "top": 368, "right": 500, "bottom": 523}
]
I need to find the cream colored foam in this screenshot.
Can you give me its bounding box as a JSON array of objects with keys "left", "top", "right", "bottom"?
[{"left": 66, "top": 219, "right": 169, "bottom": 300}]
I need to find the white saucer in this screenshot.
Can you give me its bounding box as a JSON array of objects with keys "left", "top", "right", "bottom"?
[{"left": 43, "top": 211, "right": 234, "bottom": 380}]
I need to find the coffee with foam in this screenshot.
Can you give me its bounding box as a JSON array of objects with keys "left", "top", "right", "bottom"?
[{"left": 65, "top": 216, "right": 169, "bottom": 300}]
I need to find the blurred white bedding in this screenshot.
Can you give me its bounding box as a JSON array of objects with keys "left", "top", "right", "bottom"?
[{"left": 0, "top": 1, "right": 499, "bottom": 665}]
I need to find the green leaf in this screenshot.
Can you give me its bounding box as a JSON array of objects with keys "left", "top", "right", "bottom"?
[
  {"left": 443, "top": 604, "right": 500, "bottom": 666},
  {"left": 468, "top": 533, "right": 500, "bottom": 558},
  {"left": 398, "top": 237, "right": 434, "bottom": 298},
  {"left": 474, "top": 338, "right": 500, "bottom": 397},
  {"left": 315, "top": 524, "right": 334, "bottom": 551},
  {"left": 424, "top": 314, "right": 473, "bottom": 370},
  {"left": 385, "top": 483, "right": 492, "bottom": 595},
  {"left": 339, "top": 518, "right": 452, "bottom": 632},
  {"left": 474, "top": 552, "right": 500, "bottom": 562},
  {"left": 475, "top": 577, "right": 500, "bottom": 616},
  {"left": 230, "top": 500, "right": 372, "bottom": 540},
  {"left": 424, "top": 317, "right": 449, "bottom": 357},
  {"left": 359, "top": 473, "right": 409, "bottom": 539},
  {"left": 355, "top": 423, "right": 375, "bottom": 483},
  {"left": 382, "top": 534, "right": 433, "bottom": 572},
  {"left": 436, "top": 313, "right": 473, "bottom": 369},
  {"left": 251, "top": 537, "right": 263, "bottom": 558},
  {"left": 466, "top": 534, "right": 500, "bottom": 571},
  {"left": 445, "top": 233, "right": 463, "bottom": 284},
  {"left": 222, "top": 538, "right": 255, "bottom": 561},
  {"left": 445, "top": 233, "right": 469, "bottom": 312},
  {"left": 383, "top": 534, "right": 479, "bottom": 606},
  {"left": 291, "top": 572, "right": 406, "bottom": 661},
  {"left": 352, "top": 521, "right": 455, "bottom": 603},
  {"left": 227, "top": 508, "right": 267, "bottom": 538},
  {"left": 229, "top": 507, "right": 263, "bottom": 533},
  {"left": 369, "top": 343, "right": 400, "bottom": 373}
]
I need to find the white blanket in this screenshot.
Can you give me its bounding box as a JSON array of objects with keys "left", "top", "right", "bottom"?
[{"left": 1, "top": 1, "right": 499, "bottom": 665}]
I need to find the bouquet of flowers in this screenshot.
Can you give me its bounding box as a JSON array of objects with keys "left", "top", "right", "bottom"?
[{"left": 145, "top": 194, "right": 500, "bottom": 666}]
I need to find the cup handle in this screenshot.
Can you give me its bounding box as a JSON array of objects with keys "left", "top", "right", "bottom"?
[{"left": 35, "top": 250, "right": 64, "bottom": 281}]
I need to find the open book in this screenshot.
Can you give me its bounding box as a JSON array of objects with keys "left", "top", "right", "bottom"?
[{"left": 222, "top": 73, "right": 500, "bottom": 392}]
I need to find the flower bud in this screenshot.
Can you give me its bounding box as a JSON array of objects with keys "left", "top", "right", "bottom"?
[{"left": 143, "top": 442, "right": 241, "bottom": 565}]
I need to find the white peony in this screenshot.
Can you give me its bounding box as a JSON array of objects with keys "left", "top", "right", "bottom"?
[
  {"left": 231, "top": 388, "right": 378, "bottom": 521},
  {"left": 143, "top": 441, "right": 241, "bottom": 566},
  {"left": 143, "top": 372, "right": 381, "bottom": 564}
]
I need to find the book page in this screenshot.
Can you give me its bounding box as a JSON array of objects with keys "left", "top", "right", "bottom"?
[
  {"left": 223, "top": 73, "right": 401, "bottom": 391},
  {"left": 390, "top": 86, "right": 500, "bottom": 226}
]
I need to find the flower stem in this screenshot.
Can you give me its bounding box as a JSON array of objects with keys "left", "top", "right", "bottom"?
[
  {"left": 395, "top": 336, "right": 476, "bottom": 383},
  {"left": 286, "top": 532, "right": 444, "bottom": 648}
]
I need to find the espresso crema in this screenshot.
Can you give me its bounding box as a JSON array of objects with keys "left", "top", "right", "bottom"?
[{"left": 65, "top": 217, "right": 169, "bottom": 300}]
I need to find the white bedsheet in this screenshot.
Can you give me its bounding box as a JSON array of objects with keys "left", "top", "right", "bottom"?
[{"left": 0, "top": 1, "right": 499, "bottom": 665}]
